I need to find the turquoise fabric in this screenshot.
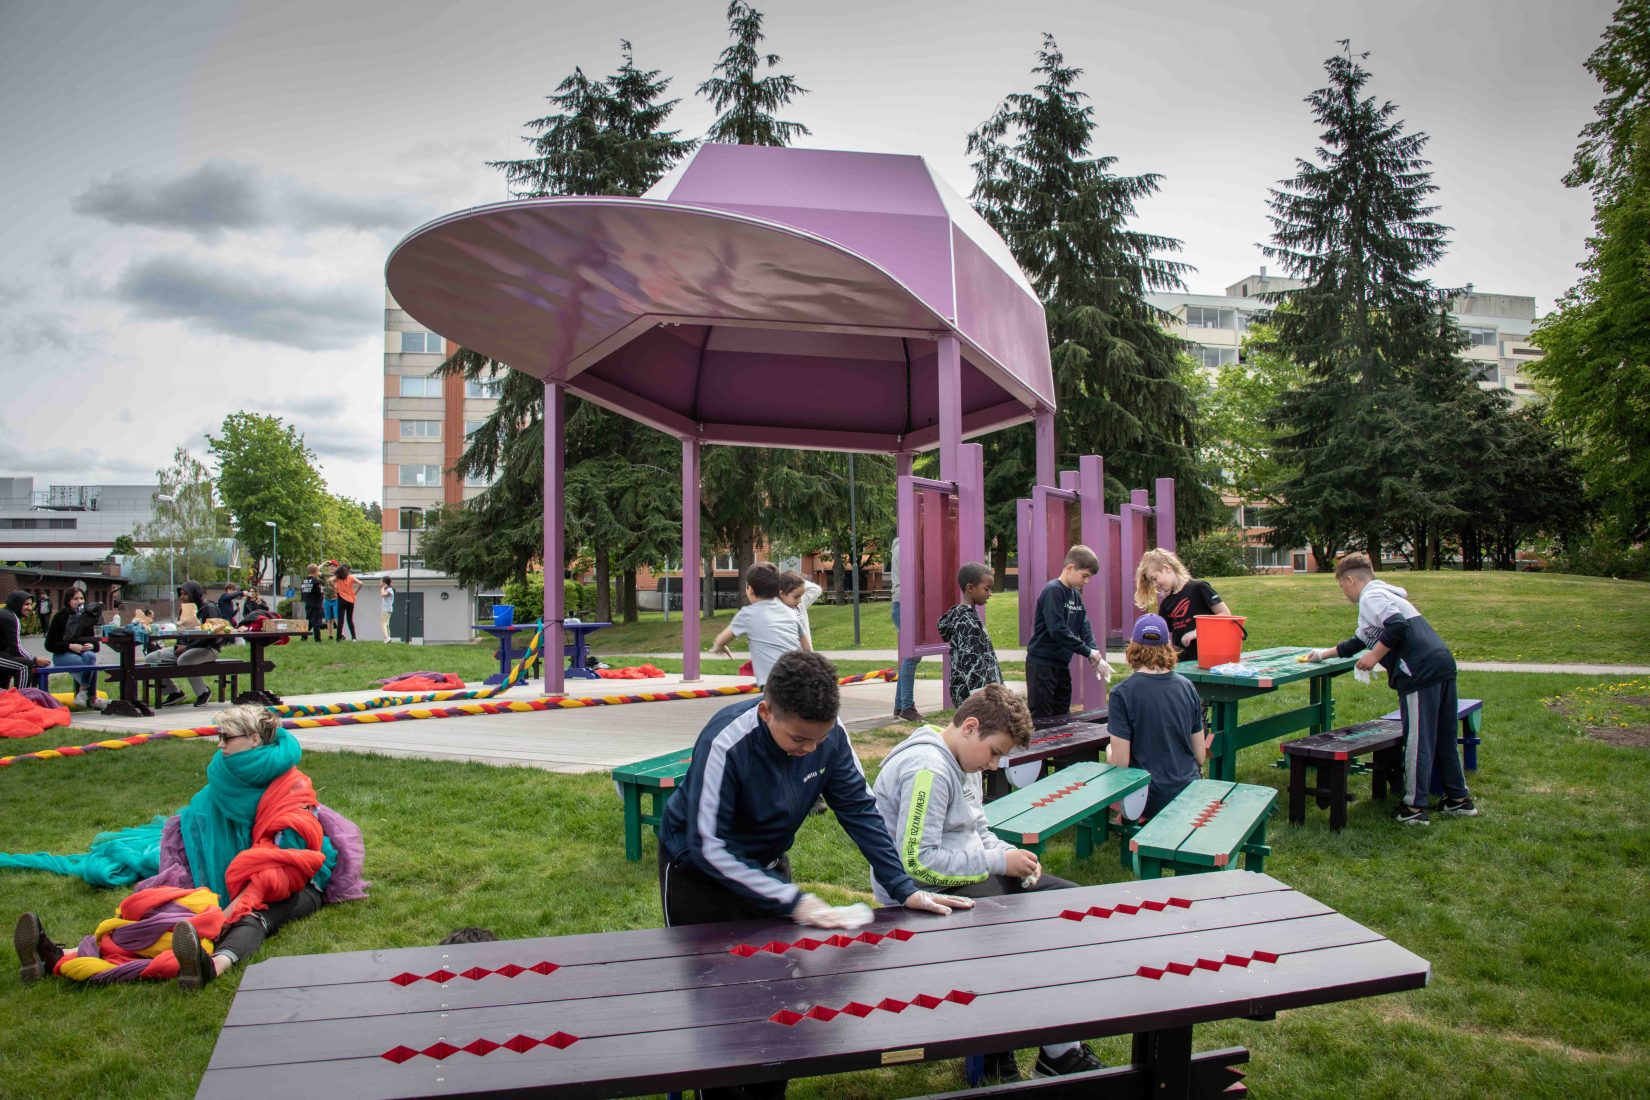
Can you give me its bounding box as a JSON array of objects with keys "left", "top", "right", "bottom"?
[
  {"left": 179, "top": 729, "right": 303, "bottom": 906},
  {"left": 0, "top": 815, "right": 168, "bottom": 888}
]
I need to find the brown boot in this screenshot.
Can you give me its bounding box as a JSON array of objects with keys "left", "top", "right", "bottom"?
[{"left": 15, "top": 912, "right": 62, "bottom": 983}]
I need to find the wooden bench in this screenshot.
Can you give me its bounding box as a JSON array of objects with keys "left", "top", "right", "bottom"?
[
  {"left": 1381, "top": 697, "right": 1484, "bottom": 780},
  {"left": 1130, "top": 779, "right": 1276, "bottom": 879},
  {"left": 986, "top": 761, "right": 1149, "bottom": 859},
  {"left": 31, "top": 662, "right": 123, "bottom": 692},
  {"left": 1281, "top": 719, "right": 1405, "bottom": 832},
  {"left": 613, "top": 748, "right": 694, "bottom": 861},
  {"left": 984, "top": 719, "right": 1110, "bottom": 801},
  {"left": 133, "top": 658, "right": 277, "bottom": 708}
]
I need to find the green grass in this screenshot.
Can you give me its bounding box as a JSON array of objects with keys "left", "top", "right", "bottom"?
[
  {"left": 2, "top": 669, "right": 1648, "bottom": 1096},
  {"left": 592, "top": 571, "right": 1650, "bottom": 665}
]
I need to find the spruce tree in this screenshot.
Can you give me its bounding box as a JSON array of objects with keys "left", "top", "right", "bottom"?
[
  {"left": 1259, "top": 45, "right": 1464, "bottom": 567},
  {"left": 698, "top": 2, "right": 810, "bottom": 145},
  {"left": 968, "top": 34, "right": 1215, "bottom": 534}
]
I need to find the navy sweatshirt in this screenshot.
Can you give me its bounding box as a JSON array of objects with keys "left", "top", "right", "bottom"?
[
  {"left": 659, "top": 697, "right": 919, "bottom": 914},
  {"left": 1334, "top": 579, "right": 1456, "bottom": 694},
  {"left": 1026, "top": 579, "right": 1097, "bottom": 664}
]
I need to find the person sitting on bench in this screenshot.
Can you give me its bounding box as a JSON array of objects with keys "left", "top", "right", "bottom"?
[
  {"left": 146, "top": 580, "right": 224, "bottom": 707},
  {"left": 0, "top": 592, "right": 51, "bottom": 689},
  {"left": 871, "top": 681, "right": 1105, "bottom": 1082},
  {"left": 1106, "top": 614, "right": 1206, "bottom": 821},
  {"left": 14, "top": 705, "right": 366, "bottom": 990},
  {"left": 44, "top": 588, "right": 105, "bottom": 709}
]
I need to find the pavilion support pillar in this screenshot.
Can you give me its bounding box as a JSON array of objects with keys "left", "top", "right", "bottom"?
[
  {"left": 1155, "top": 476, "right": 1177, "bottom": 552},
  {"left": 543, "top": 381, "right": 566, "bottom": 695},
  {"left": 681, "top": 437, "right": 702, "bottom": 682},
  {"left": 1034, "top": 406, "right": 1056, "bottom": 489},
  {"left": 937, "top": 334, "right": 963, "bottom": 483}
]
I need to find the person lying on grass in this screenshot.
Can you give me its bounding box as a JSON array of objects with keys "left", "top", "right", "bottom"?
[{"left": 14, "top": 705, "right": 366, "bottom": 990}]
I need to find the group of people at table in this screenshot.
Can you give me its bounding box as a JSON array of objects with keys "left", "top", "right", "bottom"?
[{"left": 11, "top": 546, "right": 1477, "bottom": 1096}]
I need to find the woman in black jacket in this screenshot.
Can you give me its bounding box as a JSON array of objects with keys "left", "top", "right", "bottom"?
[
  {"left": 0, "top": 591, "right": 51, "bottom": 689},
  {"left": 144, "top": 581, "right": 223, "bottom": 707},
  {"left": 44, "top": 588, "right": 102, "bottom": 707}
]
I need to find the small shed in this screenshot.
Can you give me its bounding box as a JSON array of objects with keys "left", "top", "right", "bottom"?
[{"left": 356, "top": 568, "right": 476, "bottom": 645}]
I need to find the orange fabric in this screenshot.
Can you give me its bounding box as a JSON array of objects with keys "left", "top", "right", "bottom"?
[
  {"left": 0, "top": 688, "right": 73, "bottom": 738},
  {"left": 222, "top": 767, "right": 327, "bottom": 922},
  {"left": 596, "top": 664, "right": 667, "bottom": 680},
  {"left": 333, "top": 575, "right": 361, "bottom": 603}
]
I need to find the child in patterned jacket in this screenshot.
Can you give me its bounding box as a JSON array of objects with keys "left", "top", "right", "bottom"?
[{"left": 937, "top": 562, "right": 1003, "bottom": 709}]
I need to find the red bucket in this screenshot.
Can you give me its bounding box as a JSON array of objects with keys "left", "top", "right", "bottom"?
[{"left": 1194, "top": 615, "right": 1247, "bottom": 669}]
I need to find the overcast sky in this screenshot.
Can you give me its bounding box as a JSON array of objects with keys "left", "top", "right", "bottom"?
[{"left": 0, "top": 0, "right": 1613, "bottom": 503}]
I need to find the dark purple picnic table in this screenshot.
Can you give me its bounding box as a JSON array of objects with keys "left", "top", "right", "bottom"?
[{"left": 195, "top": 872, "right": 1428, "bottom": 1099}]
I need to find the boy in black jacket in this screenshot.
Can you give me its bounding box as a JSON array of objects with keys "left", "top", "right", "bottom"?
[
  {"left": 1305, "top": 553, "right": 1477, "bottom": 826},
  {"left": 1025, "top": 545, "right": 1111, "bottom": 721},
  {"left": 937, "top": 562, "right": 1003, "bottom": 708}
]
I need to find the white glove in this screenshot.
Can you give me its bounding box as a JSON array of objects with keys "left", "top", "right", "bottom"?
[
  {"left": 791, "top": 893, "right": 873, "bottom": 929},
  {"left": 904, "top": 890, "right": 974, "bottom": 915}
]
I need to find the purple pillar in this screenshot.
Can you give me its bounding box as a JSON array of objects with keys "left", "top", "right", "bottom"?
[
  {"left": 897, "top": 451, "right": 913, "bottom": 480},
  {"left": 1078, "top": 456, "right": 1108, "bottom": 709},
  {"left": 937, "top": 335, "right": 962, "bottom": 482},
  {"left": 1154, "top": 477, "right": 1177, "bottom": 552},
  {"left": 543, "top": 381, "right": 565, "bottom": 695},
  {"left": 1034, "top": 406, "right": 1056, "bottom": 489},
  {"left": 682, "top": 437, "right": 701, "bottom": 681}
]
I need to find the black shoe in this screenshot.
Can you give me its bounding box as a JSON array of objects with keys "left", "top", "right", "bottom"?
[
  {"left": 1438, "top": 796, "right": 1478, "bottom": 817},
  {"left": 160, "top": 690, "right": 187, "bottom": 708},
  {"left": 193, "top": 690, "right": 213, "bottom": 707},
  {"left": 1033, "top": 1044, "right": 1104, "bottom": 1077},
  {"left": 980, "top": 1051, "right": 1022, "bottom": 1084},
  {"left": 173, "top": 921, "right": 213, "bottom": 991},
  {"left": 15, "top": 912, "right": 62, "bottom": 983},
  {"left": 896, "top": 707, "right": 924, "bottom": 723},
  {"left": 1392, "top": 803, "right": 1430, "bottom": 826}
]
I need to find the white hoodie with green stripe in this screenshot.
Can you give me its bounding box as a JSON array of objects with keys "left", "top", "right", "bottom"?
[{"left": 870, "top": 725, "right": 1011, "bottom": 904}]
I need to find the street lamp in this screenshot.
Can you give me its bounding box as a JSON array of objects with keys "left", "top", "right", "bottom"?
[
  {"left": 264, "top": 520, "right": 277, "bottom": 600},
  {"left": 156, "top": 493, "right": 176, "bottom": 618},
  {"left": 402, "top": 507, "right": 423, "bottom": 643}
]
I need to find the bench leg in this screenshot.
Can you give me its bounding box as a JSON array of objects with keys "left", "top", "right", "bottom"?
[
  {"left": 1244, "top": 816, "right": 1270, "bottom": 874},
  {"left": 1076, "top": 819, "right": 1095, "bottom": 860},
  {"left": 621, "top": 784, "right": 643, "bottom": 862},
  {"left": 1328, "top": 762, "right": 1350, "bottom": 833},
  {"left": 1133, "top": 850, "right": 1162, "bottom": 879},
  {"left": 1132, "top": 1026, "right": 1193, "bottom": 1097},
  {"left": 1287, "top": 756, "right": 1306, "bottom": 826},
  {"left": 1462, "top": 711, "right": 1481, "bottom": 772}
]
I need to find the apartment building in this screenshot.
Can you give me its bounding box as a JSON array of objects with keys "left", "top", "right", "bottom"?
[
  {"left": 0, "top": 477, "right": 161, "bottom": 566},
  {"left": 381, "top": 290, "right": 502, "bottom": 571}
]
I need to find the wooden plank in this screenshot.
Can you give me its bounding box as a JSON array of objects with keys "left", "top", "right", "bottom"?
[
  {"left": 984, "top": 761, "right": 1108, "bottom": 821},
  {"left": 987, "top": 766, "right": 1147, "bottom": 848},
  {"left": 234, "top": 874, "right": 1296, "bottom": 993},
  {"left": 1282, "top": 721, "right": 1403, "bottom": 761},
  {"left": 198, "top": 936, "right": 1427, "bottom": 1099},
  {"left": 1129, "top": 779, "right": 1235, "bottom": 864},
  {"left": 225, "top": 889, "right": 1335, "bottom": 1028},
  {"left": 1169, "top": 784, "right": 1277, "bottom": 869}
]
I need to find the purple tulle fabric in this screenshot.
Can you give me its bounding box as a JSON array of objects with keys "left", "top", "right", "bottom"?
[
  {"left": 133, "top": 806, "right": 369, "bottom": 903},
  {"left": 19, "top": 686, "right": 64, "bottom": 710}
]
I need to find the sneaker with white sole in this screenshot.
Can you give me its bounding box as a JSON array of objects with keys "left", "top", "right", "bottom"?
[
  {"left": 1392, "top": 803, "right": 1430, "bottom": 826},
  {"left": 1033, "top": 1044, "right": 1104, "bottom": 1077},
  {"left": 1438, "top": 796, "right": 1478, "bottom": 817}
]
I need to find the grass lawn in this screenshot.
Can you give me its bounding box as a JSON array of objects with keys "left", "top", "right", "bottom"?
[
  {"left": 2, "top": 669, "right": 1647, "bottom": 1097},
  {"left": 589, "top": 571, "right": 1650, "bottom": 665}
]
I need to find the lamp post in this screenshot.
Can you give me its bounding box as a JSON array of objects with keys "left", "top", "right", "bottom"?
[
  {"left": 156, "top": 493, "right": 176, "bottom": 619},
  {"left": 264, "top": 520, "right": 277, "bottom": 601},
  {"left": 848, "top": 454, "right": 861, "bottom": 646},
  {"left": 403, "top": 507, "right": 422, "bottom": 643}
]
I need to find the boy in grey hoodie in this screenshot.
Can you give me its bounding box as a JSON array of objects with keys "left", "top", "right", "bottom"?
[{"left": 871, "top": 682, "right": 1104, "bottom": 1081}]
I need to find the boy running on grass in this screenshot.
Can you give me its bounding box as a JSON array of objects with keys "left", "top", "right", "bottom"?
[
  {"left": 1025, "top": 545, "right": 1111, "bottom": 721},
  {"left": 1303, "top": 553, "right": 1477, "bottom": 826},
  {"left": 871, "top": 682, "right": 1104, "bottom": 1081},
  {"left": 938, "top": 561, "right": 1003, "bottom": 708}
]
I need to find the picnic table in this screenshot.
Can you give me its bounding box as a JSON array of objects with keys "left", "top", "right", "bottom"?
[
  {"left": 471, "top": 621, "right": 611, "bottom": 684},
  {"left": 98, "top": 630, "right": 285, "bottom": 717},
  {"left": 1176, "top": 646, "right": 1358, "bottom": 783},
  {"left": 196, "top": 872, "right": 1428, "bottom": 1099},
  {"left": 985, "top": 715, "right": 1110, "bottom": 800}
]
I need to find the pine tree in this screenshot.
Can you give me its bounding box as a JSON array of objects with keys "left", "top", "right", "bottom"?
[
  {"left": 968, "top": 34, "right": 1215, "bottom": 534},
  {"left": 1531, "top": 0, "right": 1650, "bottom": 543},
  {"left": 1259, "top": 45, "right": 1465, "bottom": 568},
  {"left": 699, "top": 2, "right": 810, "bottom": 145}
]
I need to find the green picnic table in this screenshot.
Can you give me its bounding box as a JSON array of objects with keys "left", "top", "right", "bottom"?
[
  {"left": 612, "top": 747, "right": 695, "bottom": 861},
  {"left": 985, "top": 761, "right": 1150, "bottom": 858},
  {"left": 1176, "top": 646, "right": 1358, "bottom": 783}
]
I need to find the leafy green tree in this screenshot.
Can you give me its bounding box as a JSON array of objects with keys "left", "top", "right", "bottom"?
[
  {"left": 762, "top": 453, "right": 895, "bottom": 605},
  {"left": 318, "top": 495, "right": 383, "bottom": 574},
  {"left": 1258, "top": 45, "right": 1465, "bottom": 568},
  {"left": 205, "top": 412, "right": 326, "bottom": 591},
  {"left": 969, "top": 35, "right": 1217, "bottom": 538},
  {"left": 1531, "top": 0, "right": 1650, "bottom": 543},
  {"left": 132, "top": 447, "right": 229, "bottom": 588},
  {"left": 1198, "top": 321, "right": 1308, "bottom": 504},
  {"left": 699, "top": 2, "right": 809, "bottom": 145}
]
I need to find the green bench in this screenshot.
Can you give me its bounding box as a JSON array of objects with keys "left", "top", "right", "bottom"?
[
  {"left": 986, "top": 761, "right": 1149, "bottom": 859},
  {"left": 1129, "top": 779, "right": 1277, "bottom": 879},
  {"left": 613, "top": 747, "right": 694, "bottom": 861}
]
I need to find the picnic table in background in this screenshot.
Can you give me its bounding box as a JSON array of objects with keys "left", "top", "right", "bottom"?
[
  {"left": 98, "top": 629, "right": 285, "bottom": 717},
  {"left": 471, "top": 621, "right": 612, "bottom": 684},
  {"left": 196, "top": 872, "right": 1429, "bottom": 1099},
  {"left": 1176, "top": 646, "right": 1358, "bottom": 783},
  {"left": 470, "top": 624, "right": 543, "bottom": 685}
]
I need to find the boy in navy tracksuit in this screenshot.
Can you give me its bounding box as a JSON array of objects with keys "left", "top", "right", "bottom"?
[
  {"left": 1025, "top": 545, "right": 1111, "bottom": 721},
  {"left": 1305, "top": 553, "right": 1477, "bottom": 826}
]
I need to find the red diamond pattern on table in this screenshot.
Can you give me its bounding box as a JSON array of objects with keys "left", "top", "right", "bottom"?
[
  {"left": 503, "top": 1034, "right": 542, "bottom": 1053},
  {"left": 1030, "top": 782, "right": 1085, "bottom": 808},
  {"left": 387, "top": 960, "right": 561, "bottom": 984},
  {"left": 1135, "top": 951, "right": 1279, "bottom": 981},
  {"left": 381, "top": 1045, "right": 419, "bottom": 1064},
  {"left": 463, "top": 1038, "right": 500, "bottom": 1056},
  {"left": 728, "top": 926, "right": 915, "bottom": 957},
  {"left": 1190, "top": 801, "right": 1226, "bottom": 829},
  {"left": 378, "top": 1031, "right": 584, "bottom": 1061},
  {"left": 1058, "top": 897, "right": 1194, "bottom": 922},
  {"left": 422, "top": 1041, "right": 460, "bottom": 1060},
  {"left": 769, "top": 990, "right": 975, "bottom": 1026}
]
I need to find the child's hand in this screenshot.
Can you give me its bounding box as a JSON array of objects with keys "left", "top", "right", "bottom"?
[
  {"left": 1355, "top": 652, "right": 1379, "bottom": 672},
  {"left": 1004, "top": 849, "right": 1040, "bottom": 878},
  {"left": 905, "top": 890, "right": 974, "bottom": 915},
  {"left": 1183, "top": 629, "right": 1197, "bottom": 644}
]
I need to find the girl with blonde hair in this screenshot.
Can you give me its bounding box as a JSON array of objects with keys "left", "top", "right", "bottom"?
[{"left": 1133, "top": 548, "right": 1237, "bottom": 664}]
